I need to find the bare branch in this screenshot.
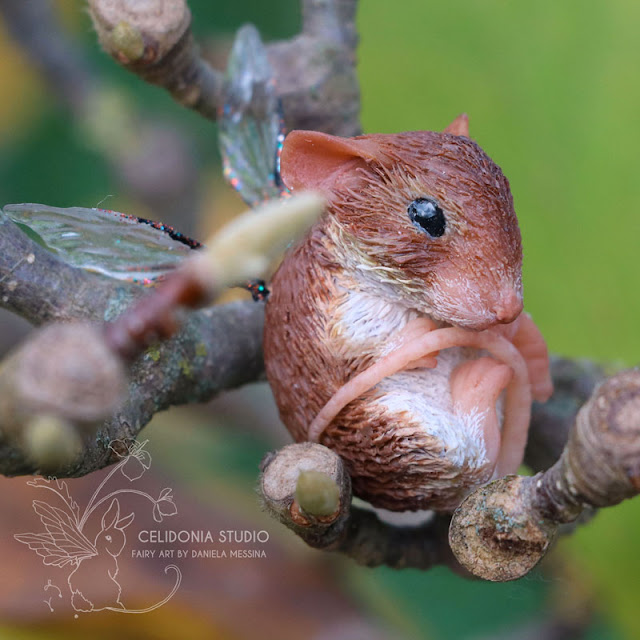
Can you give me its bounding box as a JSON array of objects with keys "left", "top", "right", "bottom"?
[
  {"left": 259, "top": 442, "right": 466, "bottom": 572},
  {"left": 0, "top": 323, "right": 126, "bottom": 472},
  {"left": 256, "top": 359, "right": 614, "bottom": 575},
  {"left": 0, "top": 299, "right": 264, "bottom": 478},
  {"left": 0, "top": 211, "right": 132, "bottom": 326},
  {"left": 88, "top": 0, "right": 223, "bottom": 120},
  {"left": 301, "top": 0, "right": 358, "bottom": 43},
  {"left": 268, "top": 0, "right": 361, "bottom": 136},
  {"left": 525, "top": 356, "right": 606, "bottom": 472},
  {"left": 449, "top": 369, "right": 640, "bottom": 581},
  {"left": 86, "top": 0, "right": 362, "bottom": 136},
  {"left": 0, "top": 211, "right": 265, "bottom": 477},
  {"left": 0, "top": 191, "right": 325, "bottom": 477}
]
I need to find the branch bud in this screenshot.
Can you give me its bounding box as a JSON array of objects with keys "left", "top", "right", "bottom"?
[
  {"left": 0, "top": 323, "right": 126, "bottom": 444},
  {"left": 110, "top": 21, "right": 145, "bottom": 63},
  {"left": 295, "top": 470, "right": 340, "bottom": 517},
  {"left": 23, "top": 414, "right": 82, "bottom": 472},
  {"left": 260, "top": 442, "right": 350, "bottom": 546},
  {"left": 88, "top": 0, "right": 190, "bottom": 63}
]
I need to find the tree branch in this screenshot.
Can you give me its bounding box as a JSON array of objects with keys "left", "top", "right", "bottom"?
[
  {"left": 88, "top": 0, "right": 222, "bottom": 120},
  {"left": 525, "top": 356, "right": 606, "bottom": 472},
  {"left": 259, "top": 442, "right": 466, "bottom": 573},
  {"left": 0, "top": 210, "right": 130, "bottom": 326},
  {"left": 0, "top": 299, "right": 264, "bottom": 478},
  {"left": 449, "top": 369, "right": 640, "bottom": 581},
  {"left": 0, "top": 192, "right": 323, "bottom": 477},
  {"left": 256, "top": 358, "right": 616, "bottom": 575},
  {"left": 0, "top": 210, "right": 265, "bottom": 476},
  {"left": 86, "top": 0, "right": 362, "bottom": 136}
]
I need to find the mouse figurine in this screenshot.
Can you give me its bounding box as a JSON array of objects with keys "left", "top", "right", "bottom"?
[{"left": 263, "top": 115, "right": 553, "bottom": 511}]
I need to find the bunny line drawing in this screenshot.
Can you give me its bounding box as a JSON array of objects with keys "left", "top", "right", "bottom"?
[{"left": 14, "top": 440, "right": 181, "bottom": 614}]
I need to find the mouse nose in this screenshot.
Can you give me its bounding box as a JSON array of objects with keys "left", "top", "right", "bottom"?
[{"left": 493, "top": 289, "right": 523, "bottom": 324}]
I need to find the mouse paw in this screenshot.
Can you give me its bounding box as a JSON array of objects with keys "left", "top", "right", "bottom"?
[{"left": 451, "top": 356, "right": 513, "bottom": 470}]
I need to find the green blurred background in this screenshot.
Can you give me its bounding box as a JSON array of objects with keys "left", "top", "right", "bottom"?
[{"left": 0, "top": 1, "right": 638, "bottom": 638}]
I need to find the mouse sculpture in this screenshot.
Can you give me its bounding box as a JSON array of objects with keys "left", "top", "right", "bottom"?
[{"left": 263, "top": 115, "right": 552, "bottom": 512}]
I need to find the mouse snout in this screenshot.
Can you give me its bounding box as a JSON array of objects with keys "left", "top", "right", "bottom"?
[{"left": 492, "top": 289, "right": 523, "bottom": 324}]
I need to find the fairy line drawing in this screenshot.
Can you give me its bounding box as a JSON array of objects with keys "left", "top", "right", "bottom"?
[{"left": 14, "top": 439, "right": 182, "bottom": 614}]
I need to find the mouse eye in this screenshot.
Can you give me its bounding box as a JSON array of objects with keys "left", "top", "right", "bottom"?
[{"left": 407, "top": 198, "right": 446, "bottom": 237}]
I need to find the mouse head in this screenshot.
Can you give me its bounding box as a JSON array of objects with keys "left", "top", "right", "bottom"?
[{"left": 280, "top": 117, "right": 523, "bottom": 331}]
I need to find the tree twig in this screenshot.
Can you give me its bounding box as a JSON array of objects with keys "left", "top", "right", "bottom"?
[
  {"left": 257, "top": 366, "right": 627, "bottom": 579},
  {"left": 525, "top": 356, "right": 606, "bottom": 472},
  {"left": 0, "top": 210, "right": 265, "bottom": 476},
  {"left": 259, "top": 442, "right": 466, "bottom": 573},
  {"left": 88, "top": 0, "right": 222, "bottom": 120},
  {"left": 0, "top": 210, "right": 130, "bottom": 326},
  {"left": 449, "top": 368, "right": 640, "bottom": 581},
  {"left": 0, "top": 192, "right": 323, "bottom": 476},
  {"left": 86, "top": 0, "right": 362, "bottom": 136}
]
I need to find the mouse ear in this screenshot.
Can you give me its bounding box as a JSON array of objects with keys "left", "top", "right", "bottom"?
[
  {"left": 280, "top": 130, "right": 380, "bottom": 192},
  {"left": 444, "top": 113, "right": 470, "bottom": 137}
]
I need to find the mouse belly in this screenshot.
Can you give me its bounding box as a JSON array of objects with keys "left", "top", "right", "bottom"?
[{"left": 322, "top": 346, "right": 499, "bottom": 512}]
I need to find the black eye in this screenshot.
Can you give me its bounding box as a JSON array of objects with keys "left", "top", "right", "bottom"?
[{"left": 407, "top": 198, "right": 446, "bottom": 237}]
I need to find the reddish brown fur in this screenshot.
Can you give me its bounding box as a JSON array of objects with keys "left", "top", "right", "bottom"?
[{"left": 264, "top": 127, "right": 526, "bottom": 511}]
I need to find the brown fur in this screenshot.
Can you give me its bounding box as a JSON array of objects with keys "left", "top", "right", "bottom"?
[{"left": 264, "top": 127, "right": 525, "bottom": 511}]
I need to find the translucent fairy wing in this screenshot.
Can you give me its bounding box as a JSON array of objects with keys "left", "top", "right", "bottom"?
[
  {"left": 14, "top": 500, "right": 97, "bottom": 567},
  {"left": 4, "top": 203, "right": 202, "bottom": 285},
  {"left": 218, "top": 24, "right": 289, "bottom": 207}
]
